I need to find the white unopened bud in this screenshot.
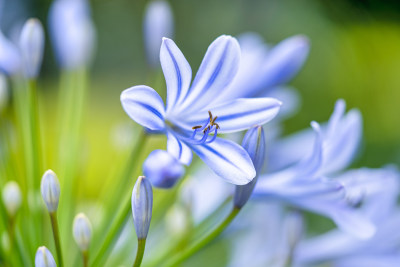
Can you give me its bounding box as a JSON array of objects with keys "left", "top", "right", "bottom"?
[
  {"left": 35, "top": 246, "right": 57, "bottom": 267},
  {"left": 72, "top": 213, "right": 92, "bottom": 251},
  {"left": 2, "top": 181, "right": 22, "bottom": 217},
  {"left": 40, "top": 170, "right": 60, "bottom": 212},
  {"left": 19, "top": 18, "right": 45, "bottom": 78}
]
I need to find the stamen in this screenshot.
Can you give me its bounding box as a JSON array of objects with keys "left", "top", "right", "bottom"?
[
  {"left": 190, "top": 111, "right": 220, "bottom": 145},
  {"left": 206, "top": 127, "right": 218, "bottom": 143}
]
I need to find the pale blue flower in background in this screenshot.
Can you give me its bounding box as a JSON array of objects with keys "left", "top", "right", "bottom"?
[
  {"left": 121, "top": 35, "right": 281, "bottom": 184},
  {"left": 143, "top": 0, "right": 174, "bottom": 67},
  {"left": 19, "top": 18, "right": 44, "bottom": 78},
  {"left": 254, "top": 100, "right": 374, "bottom": 239},
  {"left": 0, "top": 18, "right": 45, "bottom": 78},
  {"left": 143, "top": 149, "right": 184, "bottom": 188},
  {"left": 48, "top": 0, "right": 96, "bottom": 69},
  {"left": 296, "top": 167, "right": 400, "bottom": 267},
  {"left": 0, "top": 29, "right": 21, "bottom": 75}
]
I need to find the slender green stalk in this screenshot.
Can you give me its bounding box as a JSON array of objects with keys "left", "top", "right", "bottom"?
[
  {"left": 50, "top": 212, "right": 63, "bottom": 267},
  {"left": 162, "top": 206, "right": 241, "bottom": 267},
  {"left": 90, "top": 193, "right": 131, "bottom": 266},
  {"left": 27, "top": 79, "right": 42, "bottom": 187},
  {"left": 133, "top": 239, "right": 147, "bottom": 267},
  {"left": 82, "top": 250, "right": 89, "bottom": 267}
]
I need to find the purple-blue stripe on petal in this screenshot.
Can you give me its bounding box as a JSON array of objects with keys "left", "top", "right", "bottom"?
[{"left": 165, "top": 42, "right": 182, "bottom": 107}]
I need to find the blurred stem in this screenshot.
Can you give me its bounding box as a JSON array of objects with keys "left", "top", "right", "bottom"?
[
  {"left": 82, "top": 250, "right": 89, "bottom": 267},
  {"left": 162, "top": 206, "right": 240, "bottom": 267},
  {"left": 50, "top": 212, "right": 63, "bottom": 267},
  {"left": 133, "top": 239, "right": 147, "bottom": 267},
  {"left": 90, "top": 192, "right": 131, "bottom": 266},
  {"left": 27, "top": 79, "right": 42, "bottom": 188}
]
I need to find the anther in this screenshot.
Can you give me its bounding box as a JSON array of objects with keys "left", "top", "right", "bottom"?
[
  {"left": 192, "top": 126, "right": 202, "bottom": 130},
  {"left": 211, "top": 116, "right": 218, "bottom": 125},
  {"left": 208, "top": 111, "right": 213, "bottom": 121}
]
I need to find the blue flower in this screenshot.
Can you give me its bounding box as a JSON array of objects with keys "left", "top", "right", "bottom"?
[
  {"left": 296, "top": 167, "right": 400, "bottom": 266},
  {"left": 254, "top": 100, "right": 375, "bottom": 239},
  {"left": 121, "top": 35, "right": 281, "bottom": 184},
  {"left": 48, "top": 0, "right": 96, "bottom": 69}
]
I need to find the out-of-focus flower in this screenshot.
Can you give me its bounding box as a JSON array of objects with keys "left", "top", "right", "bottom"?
[
  {"left": 234, "top": 126, "right": 265, "bottom": 209},
  {"left": 72, "top": 213, "right": 92, "bottom": 251},
  {"left": 19, "top": 18, "right": 44, "bottom": 78},
  {"left": 2, "top": 181, "right": 22, "bottom": 217},
  {"left": 40, "top": 170, "right": 60, "bottom": 213},
  {"left": 121, "top": 35, "right": 281, "bottom": 184},
  {"left": 132, "top": 176, "right": 153, "bottom": 239},
  {"left": 296, "top": 167, "right": 400, "bottom": 267},
  {"left": 48, "top": 0, "right": 96, "bottom": 69},
  {"left": 143, "top": 0, "right": 174, "bottom": 67},
  {"left": 0, "top": 29, "right": 20, "bottom": 75},
  {"left": 254, "top": 100, "right": 374, "bottom": 239},
  {"left": 217, "top": 33, "right": 309, "bottom": 104},
  {"left": 143, "top": 149, "right": 184, "bottom": 188},
  {"left": 35, "top": 246, "right": 57, "bottom": 267}
]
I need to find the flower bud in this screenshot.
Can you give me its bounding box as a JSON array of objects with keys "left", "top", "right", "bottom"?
[
  {"left": 19, "top": 18, "right": 45, "bottom": 78},
  {"left": 143, "top": 150, "right": 184, "bottom": 188},
  {"left": 2, "top": 181, "right": 22, "bottom": 217},
  {"left": 132, "top": 176, "right": 153, "bottom": 239},
  {"left": 234, "top": 126, "right": 265, "bottom": 208},
  {"left": 40, "top": 170, "right": 61, "bottom": 212},
  {"left": 143, "top": 0, "right": 174, "bottom": 67},
  {"left": 35, "top": 246, "right": 57, "bottom": 267},
  {"left": 72, "top": 213, "right": 92, "bottom": 251},
  {"left": 48, "top": 0, "right": 96, "bottom": 69}
]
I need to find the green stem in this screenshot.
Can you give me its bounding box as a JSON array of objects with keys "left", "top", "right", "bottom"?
[
  {"left": 82, "top": 250, "right": 89, "bottom": 267},
  {"left": 133, "top": 239, "right": 147, "bottom": 267},
  {"left": 162, "top": 206, "right": 241, "bottom": 267},
  {"left": 27, "top": 79, "right": 41, "bottom": 187},
  {"left": 50, "top": 212, "right": 63, "bottom": 267},
  {"left": 90, "top": 193, "right": 131, "bottom": 266}
]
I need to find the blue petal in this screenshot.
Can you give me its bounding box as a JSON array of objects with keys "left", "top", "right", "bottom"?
[
  {"left": 120, "top": 85, "right": 165, "bottom": 130},
  {"left": 190, "top": 137, "right": 256, "bottom": 185},
  {"left": 167, "top": 131, "right": 192, "bottom": 165},
  {"left": 180, "top": 35, "right": 241, "bottom": 111},
  {"left": 182, "top": 98, "right": 281, "bottom": 133},
  {"left": 258, "top": 35, "right": 310, "bottom": 89},
  {"left": 160, "top": 38, "right": 192, "bottom": 113}
]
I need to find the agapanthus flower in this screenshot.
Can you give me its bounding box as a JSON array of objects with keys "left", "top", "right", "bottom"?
[
  {"left": 296, "top": 167, "right": 400, "bottom": 267},
  {"left": 121, "top": 35, "right": 281, "bottom": 184},
  {"left": 48, "top": 0, "right": 96, "bottom": 69},
  {"left": 254, "top": 100, "right": 374, "bottom": 239}
]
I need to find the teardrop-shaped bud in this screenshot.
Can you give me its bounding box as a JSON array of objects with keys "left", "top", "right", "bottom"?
[
  {"left": 132, "top": 176, "right": 153, "bottom": 239},
  {"left": 72, "top": 213, "right": 92, "bottom": 251},
  {"left": 234, "top": 126, "right": 266, "bottom": 208},
  {"left": 35, "top": 246, "right": 57, "bottom": 267},
  {"left": 143, "top": 150, "right": 184, "bottom": 188},
  {"left": 143, "top": 0, "right": 174, "bottom": 67},
  {"left": 2, "top": 181, "right": 22, "bottom": 217},
  {"left": 40, "top": 170, "right": 61, "bottom": 212},
  {"left": 19, "top": 18, "right": 45, "bottom": 78}
]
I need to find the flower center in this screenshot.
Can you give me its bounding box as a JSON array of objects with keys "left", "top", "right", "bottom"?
[{"left": 190, "top": 111, "right": 220, "bottom": 145}]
